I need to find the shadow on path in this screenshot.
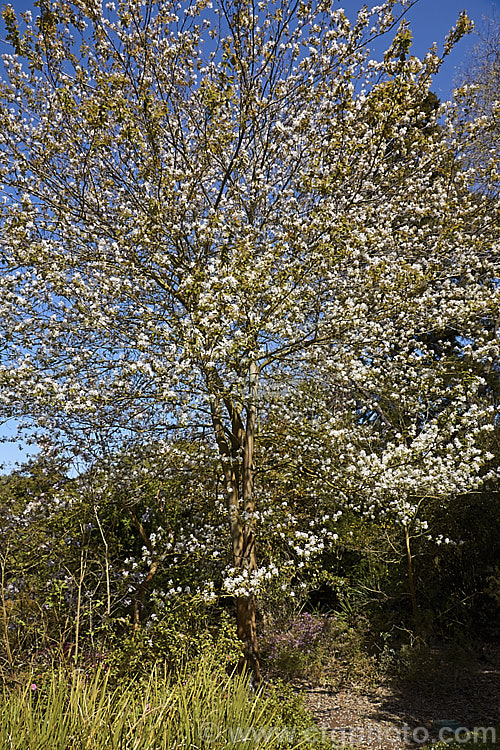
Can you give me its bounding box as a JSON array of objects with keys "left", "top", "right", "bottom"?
[{"left": 305, "top": 641, "right": 500, "bottom": 748}]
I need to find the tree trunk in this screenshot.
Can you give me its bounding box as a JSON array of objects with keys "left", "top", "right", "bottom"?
[
  {"left": 405, "top": 524, "right": 421, "bottom": 633},
  {"left": 237, "top": 361, "right": 261, "bottom": 683},
  {"left": 209, "top": 363, "right": 262, "bottom": 683},
  {"left": 236, "top": 593, "right": 261, "bottom": 684}
]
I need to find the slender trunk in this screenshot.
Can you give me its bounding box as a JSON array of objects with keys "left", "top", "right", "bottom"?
[
  {"left": 0, "top": 556, "right": 13, "bottom": 667},
  {"left": 94, "top": 506, "right": 111, "bottom": 617},
  {"left": 74, "top": 543, "right": 87, "bottom": 665},
  {"left": 405, "top": 524, "right": 421, "bottom": 632},
  {"left": 236, "top": 594, "right": 260, "bottom": 683}
]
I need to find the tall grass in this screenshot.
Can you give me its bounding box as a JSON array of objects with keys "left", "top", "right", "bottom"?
[{"left": 0, "top": 654, "right": 300, "bottom": 749}]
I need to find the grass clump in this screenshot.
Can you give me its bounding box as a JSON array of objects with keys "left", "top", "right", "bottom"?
[{"left": 0, "top": 651, "right": 333, "bottom": 749}]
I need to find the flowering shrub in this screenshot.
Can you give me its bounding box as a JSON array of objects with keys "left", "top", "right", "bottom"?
[
  {"left": 106, "top": 603, "right": 242, "bottom": 681},
  {"left": 262, "top": 612, "right": 328, "bottom": 659},
  {"left": 259, "top": 612, "right": 329, "bottom": 677}
]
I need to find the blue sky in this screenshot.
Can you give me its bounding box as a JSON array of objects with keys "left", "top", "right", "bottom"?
[
  {"left": 2, "top": 0, "right": 497, "bottom": 96},
  {"left": 388, "top": 0, "right": 498, "bottom": 97},
  {"left": 0, "top": 0, "right": 497, "bottom": 472}
]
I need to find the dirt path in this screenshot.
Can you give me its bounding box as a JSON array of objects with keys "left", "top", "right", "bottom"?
[{"left": 303, "top": 643, "right": 500, "bottom": 748}]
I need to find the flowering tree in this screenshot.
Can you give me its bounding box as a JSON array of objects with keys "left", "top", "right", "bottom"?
[
  {"left": 1, "top": 0, "right": 499, "bottom": 679},
  {"left": 456, "top": 13, "right": 500, "bottom": 197}
]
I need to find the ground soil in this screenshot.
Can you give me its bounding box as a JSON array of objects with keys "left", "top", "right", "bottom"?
[{"left": 301, "top": 641, "right": 500, "bottom": 748}]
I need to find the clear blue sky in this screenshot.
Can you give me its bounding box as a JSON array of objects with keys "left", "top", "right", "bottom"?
[
  {"left": 389, "top": 0, "right": 498, "bottom": 97},
  {"left": 0, "top": 0, "right": 497, "bottom": 472}
]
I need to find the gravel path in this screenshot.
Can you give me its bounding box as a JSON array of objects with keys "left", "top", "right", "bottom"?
[{"left": 302, "top": 644, "right": 500, "bottom": 748}]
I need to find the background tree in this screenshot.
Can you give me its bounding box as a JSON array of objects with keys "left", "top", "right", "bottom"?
[{"left": 455, "top": 12, "right": 500, "bottom": 196}]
